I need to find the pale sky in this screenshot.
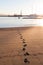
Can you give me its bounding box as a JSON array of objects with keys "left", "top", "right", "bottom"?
[{"left": 0, "top": 0, "right": 43, "bottom": 15}]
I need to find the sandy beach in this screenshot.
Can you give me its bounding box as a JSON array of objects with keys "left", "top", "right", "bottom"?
[{"left": 0, "top": 26, "right": 43, "bottom": 65}]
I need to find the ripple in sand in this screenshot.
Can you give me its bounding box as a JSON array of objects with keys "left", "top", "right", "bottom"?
[
  {"left": 32, "top": 54, "right": 37, "bottom": 56},
  {"left": 32, "top": 53, "right": 43, "bottom": 56},
  {"left": 38, "top": 53, "right": 43, "bottom": 55}
]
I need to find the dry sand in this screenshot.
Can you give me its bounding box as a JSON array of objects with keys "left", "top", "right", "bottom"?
[{"left": 0, "top": 26, "right": 43, "bottom": 65}]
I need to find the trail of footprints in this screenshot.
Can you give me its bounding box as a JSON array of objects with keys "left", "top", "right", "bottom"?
[{"left": 18, "top": 30, "right": 30, "bottom": 64}]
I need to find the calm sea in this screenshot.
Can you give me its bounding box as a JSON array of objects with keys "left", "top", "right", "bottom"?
[{"left": 0, "top": 17, "right": 43, "bottom": 28}]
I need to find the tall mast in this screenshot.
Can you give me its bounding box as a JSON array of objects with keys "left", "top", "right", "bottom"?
[{"left": 20, "top": 10, "right": 22, "bottom": 16}]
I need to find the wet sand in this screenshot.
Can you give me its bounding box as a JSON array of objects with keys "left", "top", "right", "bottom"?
[{"left": 0, "top": 26, "right": 43, "bottom": 65}]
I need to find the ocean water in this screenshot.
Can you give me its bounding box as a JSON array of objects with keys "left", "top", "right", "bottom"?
[{"left": 0, "top": 17, "right": 43, "bottom": 28}]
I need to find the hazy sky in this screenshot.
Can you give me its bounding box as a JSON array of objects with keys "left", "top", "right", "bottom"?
[{"left": 0, "top": 0, "right": 43, "bottom": 15}]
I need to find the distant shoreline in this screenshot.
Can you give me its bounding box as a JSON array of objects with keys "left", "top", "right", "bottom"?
[{"left": 0, "top": 15, "right": 43, "bottom": 19}]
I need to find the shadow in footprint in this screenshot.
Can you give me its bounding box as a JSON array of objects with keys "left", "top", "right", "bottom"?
[
  {"left": 22, "top": 39, "right": 25, "bottom": 41},
  {"left": 23, "top": 44, "right": 27, "bottom": 47},
  {"left": 20, "top": 36, "right": 23, "bottom": 39},
  {"left": 19, "top": 33, "right": 22, "bottom": 35},
  {"left": 22, "top": 48, "right": 26, "bottom": 51},
  {"left": 24, "top": 58, "right": 30, "bottom": 63},
  {"left": 24, "top": 52, "right": 30, "bottom": 56},
  {"left": 23, "top": 41, "right": 26, "bottom": 43}
]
